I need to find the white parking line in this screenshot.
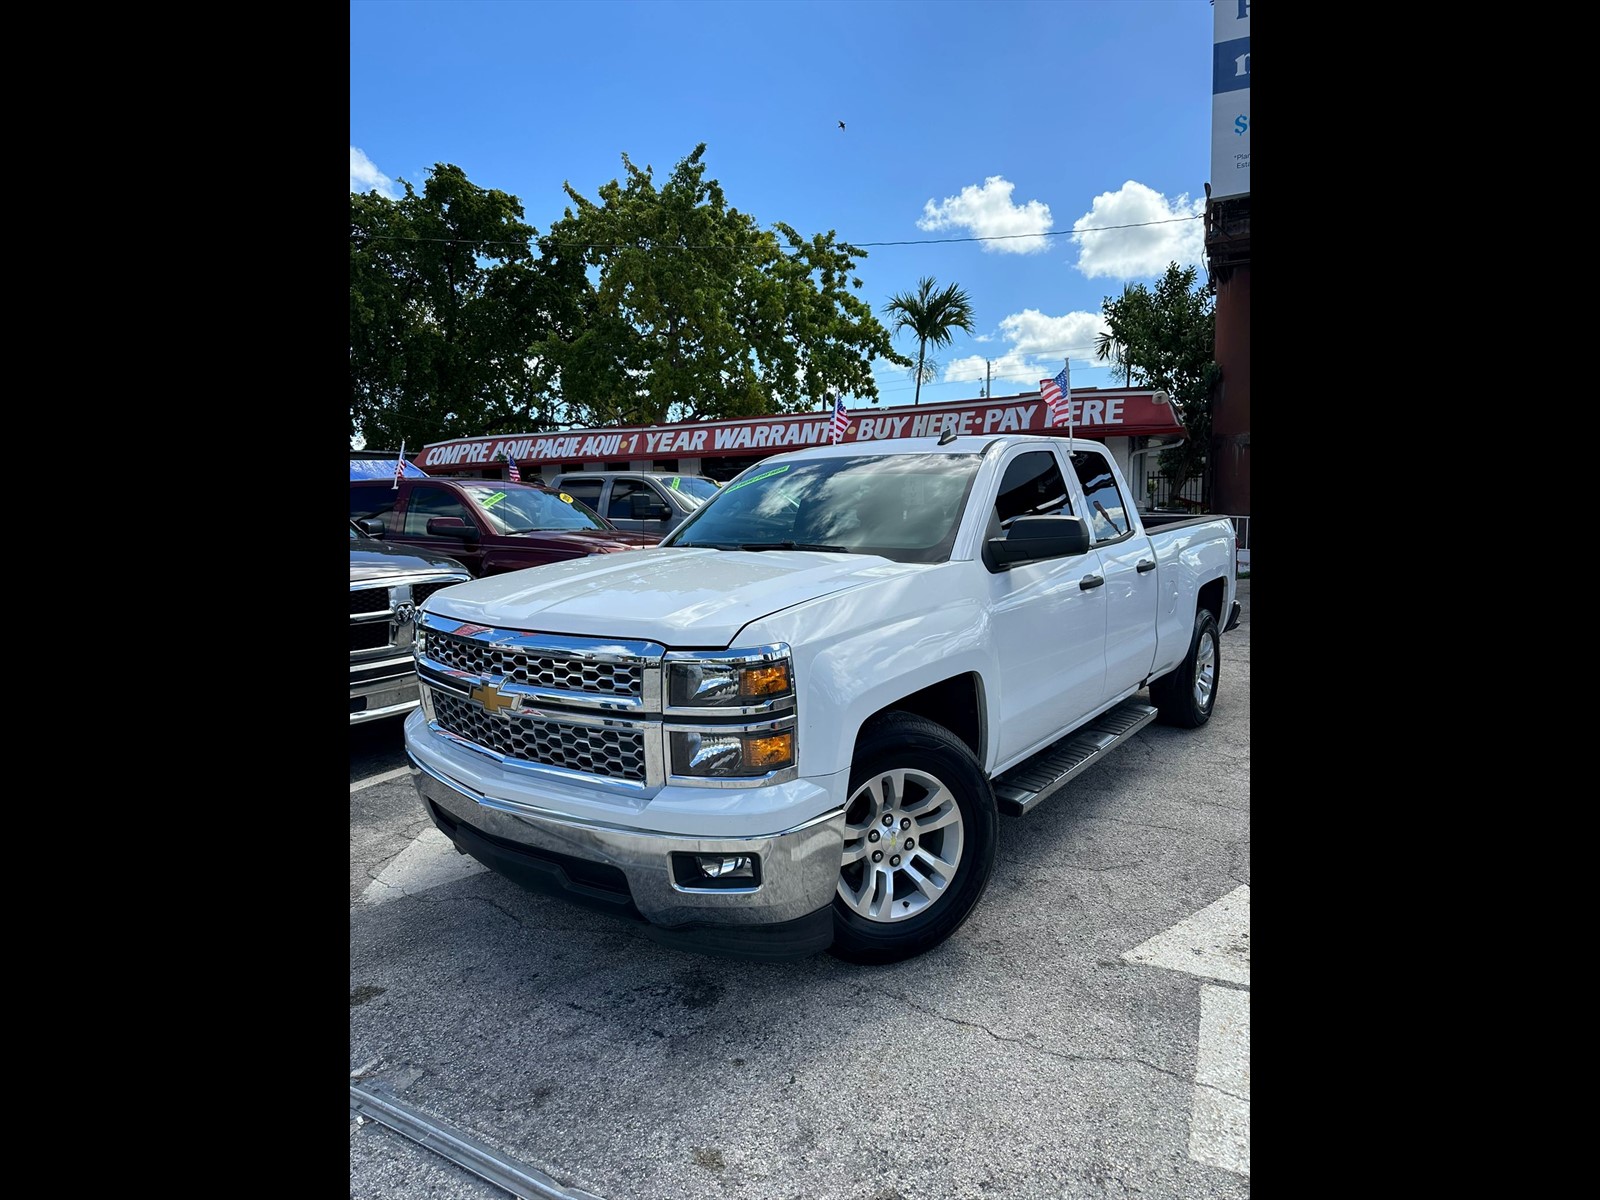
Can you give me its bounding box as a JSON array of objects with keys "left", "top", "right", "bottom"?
[
  {"left": 1123, "top": 885, "right": 1250, "bottom": 1177},
  {"left": 351, "top": 765, "right": 412, "bottom": 793},
  {"left": 1122, "top": 884, "right": 1250, "bottom": 985},
  {"left": 1190, "top": 985, "right": 1250, "bottom": 1175}
]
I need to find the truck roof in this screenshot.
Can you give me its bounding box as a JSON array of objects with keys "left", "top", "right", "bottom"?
[{"left": 760, "top": 432, "right": 1089, "bottom": 462}]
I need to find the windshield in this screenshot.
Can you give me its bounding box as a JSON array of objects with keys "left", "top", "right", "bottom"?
[
  {"left": 457, "top": 483, "right": 610, "bottom": 534},
  {"left": 664, "top": 454, "right": 981, "bottom": 564},
  {"left": 661, "top": 476, "right": 721, "bottom": 508}
]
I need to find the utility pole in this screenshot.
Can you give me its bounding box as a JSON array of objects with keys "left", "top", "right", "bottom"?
[{"left": 985, "top": 359, "right": 992, "bottom": 399}]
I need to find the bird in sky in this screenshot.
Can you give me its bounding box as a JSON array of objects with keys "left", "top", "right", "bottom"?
[{"left": 837, "top": 120, "right": 846, "bottom": 130}]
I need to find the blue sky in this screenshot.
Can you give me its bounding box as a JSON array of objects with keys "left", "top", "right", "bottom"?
[{"left": 351, "top": 0, "right": 1214, "bottom": 418}]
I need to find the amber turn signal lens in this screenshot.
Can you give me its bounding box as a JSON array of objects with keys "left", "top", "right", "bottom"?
[
  {"left": 741, "top": 664, "right": 791, "bottom": 698},
  {"left": 744, "top": 733, "right": 794, "bottom": 768}
]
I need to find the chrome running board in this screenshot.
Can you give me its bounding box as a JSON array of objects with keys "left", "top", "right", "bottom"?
[{"left": 992, "top": 700, "right": 1158, "bottom": 817}]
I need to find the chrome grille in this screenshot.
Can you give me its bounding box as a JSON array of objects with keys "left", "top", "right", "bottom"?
[
  {"left": 426, "top": 631, "right": 643, "bottom": 697},
  {"left": 351, "top": 587, "right": 390, "bottom": 615},
  {"left": 350, "top": 623, "right": 391, "bottom": 652},
  {"left": 433, "top": 693, "right": 647, "bottom": 782},
  {"left": 412, "top": 580, "right": 458, "bottom": 606}
]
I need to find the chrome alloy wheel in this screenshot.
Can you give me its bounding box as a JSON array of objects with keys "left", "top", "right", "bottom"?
[
  {"left": 1193, "top": 627, "right": 1217, "bottom": 710},
  {"left": 837, "top": 767, "right": 965, "bottom": 923}
]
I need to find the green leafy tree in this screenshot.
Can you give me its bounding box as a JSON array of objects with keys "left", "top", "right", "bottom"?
[
  {"left": 540, "top": 144, "right": 908, "bottom": 426},
  {"left": 350, "top": 164, "right": 583, "bottom": 449},
  {"left": 1097, "top": 263, "right": 1219, "bottom": 504},
  {"left": 881, "top": 277, "right": 977, "bottom": 406}
]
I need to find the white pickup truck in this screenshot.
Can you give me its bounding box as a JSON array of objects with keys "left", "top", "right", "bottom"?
[{"left": 404, "top": 433, "right": 1239, "bottom": 963}]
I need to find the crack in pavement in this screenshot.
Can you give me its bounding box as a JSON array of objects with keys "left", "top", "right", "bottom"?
[
  {"left": 889, "top": 993, "right": 1249, "bottom": 1102},
  {"left": 1061, "top": 860, "right": 1146, "bottom": 873},
  {"left": 1190, "top": 798, "right": 1248, "bottom": 813},
  {"left": 1080, "top": 812, "right": 1236, "bottom": 846},
  {"left": 415, "top": 892, "right": 529, "bottom": 926}
]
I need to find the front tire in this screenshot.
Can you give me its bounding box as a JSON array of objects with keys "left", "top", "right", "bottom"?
[
  {"left": 1149, "top": 608, "right": 1220, "bottom": 728},
  {"left": 829, "top": 712, "right": 997, "bottom": 965}
]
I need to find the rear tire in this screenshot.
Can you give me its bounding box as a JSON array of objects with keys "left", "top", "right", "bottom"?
[
  {"left": 1149, "top": 608, "right": 1220, "bottom": 728},
  {"left": 829, "top": 712, "right": 997, "bottom": 965}
]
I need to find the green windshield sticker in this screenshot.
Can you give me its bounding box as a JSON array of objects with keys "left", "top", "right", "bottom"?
[
  {"left": 669, "top": 477, "right": 681, "bottom": 490},
  {"left": 481, "top": 491, "right": 508, "bottom": 508},
  {"left": 558, "top": 492, "right": 573, "bottom": 503},
  {"left": 722, "top": 465, "right": 790, "bottom": 495}
]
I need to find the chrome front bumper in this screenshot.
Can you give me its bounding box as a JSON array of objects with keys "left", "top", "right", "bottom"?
[
  {"left": 409, "top": 753, "right": 845, "bottom": 931},
  {"left": 352, "top": 662, "right": 422, "bottom": 725}
]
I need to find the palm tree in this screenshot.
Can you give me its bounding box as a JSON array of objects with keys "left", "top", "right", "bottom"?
[
  {"left": 1094, "top": 329, "right": 1134, "bottom": 386},
  {"left": 882, "top": 277, "right": 976, "bottom": 405}
]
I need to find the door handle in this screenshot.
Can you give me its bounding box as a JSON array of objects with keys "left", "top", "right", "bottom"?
[
  {"left": 1080, "top": 574, "right": 1104, "bottom": 590},
  {"left": 1136, "top": 559, "right": 1156, "bottom": 573}
]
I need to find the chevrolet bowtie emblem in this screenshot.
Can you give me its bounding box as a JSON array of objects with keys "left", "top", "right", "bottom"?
[{"left": 469, "top": 679, "right": 517, "bottom": 715}]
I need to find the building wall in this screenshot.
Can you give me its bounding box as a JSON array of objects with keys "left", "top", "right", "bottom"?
[{"left": 1211, "top": 264, "right": 1250, "bottom": 515}]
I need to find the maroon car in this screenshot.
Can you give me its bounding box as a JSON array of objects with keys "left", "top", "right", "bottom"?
[{"left": 350, "top": 477, "right": 659, "bottom": 578}]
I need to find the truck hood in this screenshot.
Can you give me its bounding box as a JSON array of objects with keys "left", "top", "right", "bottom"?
[
  {"left": 350, "top": 539, "right": 468, "bottom": 581},
  {"left": 425, "top": 546, "right": 917, "bottom": 645},
  {"left": 505, "top": 529, "right": 658, "bottom": 553}
]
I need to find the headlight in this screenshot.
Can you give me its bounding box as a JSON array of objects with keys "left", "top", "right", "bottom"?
[
  {"left": 668, "top": 721, "right": 797, "bottom": 781},
  {"left": 412, "top": 621, "right": 438, "bottom": 720},
  {"left": 664, "top": 645, "right": 794, "bottom": 715}
]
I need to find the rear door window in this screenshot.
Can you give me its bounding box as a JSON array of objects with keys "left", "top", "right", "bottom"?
[
  {"left": 559, "top": 478, "right": 604, "bottom": 510},
  {"left": 1069, "top": 450, "right": 1131, "bottom": 542}
]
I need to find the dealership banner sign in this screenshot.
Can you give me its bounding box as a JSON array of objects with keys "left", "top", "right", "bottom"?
[
  {"left": 1211, "top": 0, "right": 1251, "bottom": 199},
  {"left": 416, "top": 390, "right": 1183, "bottom": 470}
]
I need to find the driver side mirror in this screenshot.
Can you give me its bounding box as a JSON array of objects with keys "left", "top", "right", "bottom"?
[
  {"left": 629, "top": 493, "right": 672, "bottom": 521},
  {"left": 426, "top": 516, "right": 480, "bottom": 541},
  {"left": 984, "top": 515, "right": 1091, "bottom": 571},
  {"left": 357, "top": 519, "right": 386, "bottom": 537}
]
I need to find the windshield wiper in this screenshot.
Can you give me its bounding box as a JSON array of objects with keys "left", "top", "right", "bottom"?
[{"left": 739, "top": 541, "right": 850, "bottom": 553}]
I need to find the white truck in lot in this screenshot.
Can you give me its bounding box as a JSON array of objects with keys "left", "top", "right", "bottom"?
[{"left": 404, "top": 432, "right": 1239, "bottom": 963}]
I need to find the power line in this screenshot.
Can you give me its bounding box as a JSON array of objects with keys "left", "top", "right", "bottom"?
[
  {"left": 868, "top": 342, "right": 1125, "bottom": 392},
  {"left": 869, "top": 361, "right": 1121, "bottom": 397}
]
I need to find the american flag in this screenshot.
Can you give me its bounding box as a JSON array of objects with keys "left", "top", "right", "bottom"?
[
  {"left": 507, "top": 458, "right": 521, "bottom": 482},
  {"left": 829, "top": 395, "right": 850, "bottom": 445},
  {"left": 393, "top": 440, "right": 406, "bottom": 489},
  {"left": 1038, "top": 364, "right": 1073, "bottom": 429}
]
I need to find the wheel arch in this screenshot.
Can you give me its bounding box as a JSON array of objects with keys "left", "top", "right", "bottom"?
[
  {"left": 853, "top": 673, "right": 986, "bottom": 767},
  {"left": 1197, "top": 575, "right": 1227, "bottom": 626}
]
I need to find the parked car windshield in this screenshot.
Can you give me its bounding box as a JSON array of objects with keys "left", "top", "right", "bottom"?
[
  {"left": 457, "top": 483, "right": 610, "bottom": 534},
  {"left": 661, "top": 476, "right": 720, "bottom": 507},
  {"left": 664, "top": 454, "right": 981, "bottom": 564}
]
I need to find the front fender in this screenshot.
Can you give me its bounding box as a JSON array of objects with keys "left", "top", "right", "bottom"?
[{"left": 740, "top": 567, "right": 994, "bottom": 782}]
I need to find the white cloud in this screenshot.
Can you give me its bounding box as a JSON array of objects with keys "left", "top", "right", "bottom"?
[
  {"left": 351, "top": 147, "right": 401, "bottom": 198},
  {"left": 917, "top": 176, "right": 1053, "bottom": 254},
  {"left": 1071, "top": 181, "right": 1205, "bottom": 279},
  {"left": 943, "top": 309, "right": 1111, "bottom": 389}
]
